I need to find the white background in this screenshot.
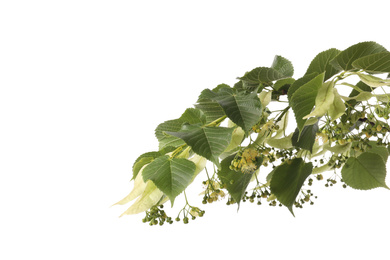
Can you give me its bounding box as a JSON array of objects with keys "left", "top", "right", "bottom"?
[{"left": 1, "top": 0, "right": 390, "bottom": 259}]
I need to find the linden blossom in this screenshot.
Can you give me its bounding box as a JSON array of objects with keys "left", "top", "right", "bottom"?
[{"left": 115, "top": 41, "right": 390, "bottom": 225}]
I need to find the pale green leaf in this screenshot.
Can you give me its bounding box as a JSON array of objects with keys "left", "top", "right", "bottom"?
[
  {"left": 143, "top": 155, "right": 196, "bottom": 204},
  {"left": 352, "top": 52, "right": 390, "bottom": 74},
  {"left": 303, "top": 81, "right": 335, "bottom": 119},
  {"left": 327, "top": 88, "right": 346, "bottom": 120},
  {"left": 305, "top": 48, "right": 341, "bottom": 81},
  {"left": 270, "top": 158, "right": 313, "bottom": 216},
  {"left": 330, "top": 41, "right": 387, "bottom": 71},
  {"left": 341, "top": 152, "right": 389, "bottom": 190}
]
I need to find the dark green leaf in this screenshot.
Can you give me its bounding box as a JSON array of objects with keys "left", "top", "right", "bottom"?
[
  {"left": 217, "top": 154, "right": 254, "bottom": 207},
  {"left": 239, "top": 67, "right": 285, "bottom": 85},
  {"left": 271, "top": 55, "right": 294, "bottom": 77},
  {"left": 270, "top": 158, "right": 313, "bottom": 216},
  {"left": 352, "top": 52, "right": 390, "bottom": 74},
  {"left": 290, "top": 73, "right": 325, "bottom": 132},
  {"left": 305, "top": 48, "right": 341, "bottom": 81},
  {"left": 330, "top": 41, "right": 387, "bottom": 71},
  {"left": 341, "top": 152, "right": 389, "bottom": 190},
  {"left": 143, "top": 155, "right": 197, "bottom": 205},
  {"left": 291, "top": 121, "right": 319, "bottom": 153},
  {"left": 211, "top": 88, "right": 262, "bottom": 132},
  {"left": 166, "top": 124, "right": 234, "bottom": 167}
]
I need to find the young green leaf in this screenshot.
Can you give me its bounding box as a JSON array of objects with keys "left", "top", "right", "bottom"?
[
  {"left": 270, "top": 158, "right": 313, "bottom": 216},
  {"left": 330, "top": 41, "right": 387, "bottom": 71},
  {"left": 166, "top": 124, "right": 234, "bottom": 167},
  {"left": 271, "top": 55, "right": 294, "bottom": 77},
  {"left": 142, "top": 155, "right": 197, "bottom": 205},
  {"left": 341, "top": 152, "right": 389, "bottom": 190},
  {"left": 217, "top": 154, "right": 256, "bottom": 207},
  {"left": 352, "top": 52, "right": 390, "bottom": 74},
  {"left": 303, "top": 81, "right": 335, "bottom": 119},
  {"left": 290, "top": 73, "right": 324, "bottom": 132},
  {"left": 305, "top": 48, "right": 341, "bottom": 81}
]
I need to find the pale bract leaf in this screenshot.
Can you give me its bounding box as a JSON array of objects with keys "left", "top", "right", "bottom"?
[
  {"left": 114, "top": 164, "right": 149, "bottom": 206},
  {"left": 258, "top": 90, "right": 272, "bottom": 107},
  {"left": 341, "top": 91, "right": 373, "bottom": 102},
  {"left": 119, "top": 180, "right": 164, "bottom": 217},
  {"left": 327, "top": 88, "right": 346, "bottom": 120},
  {"left": 357, "top": 73, "right": 390, "bottom": 88},
  {"left": 266, "top": 133, "right": 293, "bottom": 149}
]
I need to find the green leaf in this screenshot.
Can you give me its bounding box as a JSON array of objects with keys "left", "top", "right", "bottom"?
[
  {"left": 166, "top": 124, "right": 234, "bottom": 167},
  {"left": 352, "top": 52, "right": 390, "bottom": 74},
  {"left": 330, "top": 41, "right": 387, "bottom": 71},
  {"left": 357, "top": 73, "right": 390, "bottom": 88},
  {"left": 303, "top": 81, "right": 335, "bottom": 119},
  {"left": 239, "top": 67, "right": 285, "bottom": 85},
  {"left": 155, "top": 108, "right": 207, "bottom": 149},
  {"left": 209, "top": 88, "right": 262, "bottom": 132},
  {"left": 341, "top": 152, "right": 389, "bottom": 190},
  {"left": 142, "top": 155, "right": 197, "bottom": 204},
  {"left": 287, "top": 72, "right": 318, "bottom": 103},
  {"left": 291, "top": 121, "right": 319, "bottom": 153},
  {"left": 290, "top": 73, "right": 325, "bottom": 132},
  {"left": 327, "top": 88, "right": 346, "bottom": 120},
  {"left": 132, "top": 147, "right": 175, "bottom": 180},
  {"left": 273, "top": 78, "right": 295, "bottom": 91},
  {"left": 366, "top": 141, "right": 389, "bottom": 163},
  {"left": 271, "top": 55, "right": 294, "bottom": 77},
  {"left": 217, "top": 154, "right": 255, "bottom": 207},
  {"left": 305, "top": 48, "right": 341, "bottom": 81},
  {"left": 270, "top": 158, "right": 313, "bottom": 216}
]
